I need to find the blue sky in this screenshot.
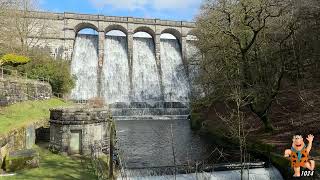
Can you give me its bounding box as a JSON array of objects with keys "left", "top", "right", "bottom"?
[{"left": 40, "top": 0, "right": 202, "bottom": 21}]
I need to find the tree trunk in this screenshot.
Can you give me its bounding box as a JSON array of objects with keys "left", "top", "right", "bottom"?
[
  {"left": 260, "top": 114, "right": 273, "bottom": 132},
  {"left": 249, "top": 104, "right": 274, "bottom": 132}
]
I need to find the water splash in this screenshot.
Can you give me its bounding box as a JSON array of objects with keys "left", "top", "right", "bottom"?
[
  {"left": 132, "top": 37, "right": 162, "bottom": 103},
  {"left": 102, "top": 35, "right": 130, "bottom": 104},
  {"left": 71, "top": 34, "right": 98, "bottom": 100},
  {"left": 161, "top": 39, "right": 189, "bottom": 103},
  {"left": 71, "top": 36, "right": 191, "bottom": 105},
  {"left": 186, "top": 40, "right": 204, "bottom": 99}
]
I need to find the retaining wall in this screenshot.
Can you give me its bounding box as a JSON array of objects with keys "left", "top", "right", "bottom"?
[{"left": 0, "top": 77, "right": 52, "bottom": 106}]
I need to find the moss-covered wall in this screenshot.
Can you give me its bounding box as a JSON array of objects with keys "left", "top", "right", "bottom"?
[
  {"left": 0, "top": 120, "right": 48, "bottom": 153},
  {"left": 0, "top": 78, "right": 52, "bottom": 106}
]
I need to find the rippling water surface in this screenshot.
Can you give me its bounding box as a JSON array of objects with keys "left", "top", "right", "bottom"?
[
  {"left": 115, "top": 119, "right": 283, "bottom": 180},
  {"left": 116, "top": 119, "right": 212, "bottom": 169}
]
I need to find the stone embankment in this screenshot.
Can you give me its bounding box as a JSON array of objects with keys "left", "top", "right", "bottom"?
[{"left": 0, "top": 77, "right": 52, "bottom": 106}]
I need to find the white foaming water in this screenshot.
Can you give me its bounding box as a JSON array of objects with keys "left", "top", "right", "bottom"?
[
  {"left": 102, "top": 35, "right": 130, "bottom": 104},
  {"left": 186, "top": 40, "right": 205, "bottom": 99},
  {"left": 118, "top": 167, "right": 283, "bottom": 180},
  {"left": 132, "top": 37, "right": 161, "bottom": 102},
  {"left": 186, "top": 40, "right": 201, "bottom": 81},
  {"left": 70, "top": 35, "right": 191, "bottom": 105},
  {"left": 71, "top": 34, "right": 98, "bottom": 100},
  {"left": 161, "top": 39, "right": 189, "bottom": 102}
]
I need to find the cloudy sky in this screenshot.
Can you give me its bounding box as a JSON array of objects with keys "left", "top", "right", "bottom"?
[{"left": 40, "top": 0, "right": 202, "bottom": 21}]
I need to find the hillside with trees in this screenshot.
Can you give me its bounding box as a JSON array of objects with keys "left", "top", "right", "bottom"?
[{"left": 191, "top": 0, "right": 320, "bottom": 177}]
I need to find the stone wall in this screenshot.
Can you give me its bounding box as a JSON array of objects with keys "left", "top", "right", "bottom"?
[
  {"left": 0, "top": 119, "right": 48, "bottom": 169},
  {"left": 49, "top": 107, "right": 112, "bottom": 155},
  {"left": 0, "top": 78, "right": 52, "bottom": 106}
]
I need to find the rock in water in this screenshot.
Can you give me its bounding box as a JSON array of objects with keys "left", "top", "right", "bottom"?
[{"left": 5, "top": 149, "right": 39, "bottom": 172}]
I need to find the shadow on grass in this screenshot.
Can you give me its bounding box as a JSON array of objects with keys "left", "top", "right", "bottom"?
[{"left": 1, "top": 145, "right": 97, "bottom": 180}]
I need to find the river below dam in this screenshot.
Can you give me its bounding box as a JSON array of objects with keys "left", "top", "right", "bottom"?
[{"left": 114, "top": 119, "right": 283, "bottom": 180}]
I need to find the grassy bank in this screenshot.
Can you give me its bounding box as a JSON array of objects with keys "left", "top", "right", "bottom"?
[
  {"left": 0, "top": 98, "right": 72, "bottom": 136},
  {"left": 0, "top": 145, "right": 97, "bottom": 180}
]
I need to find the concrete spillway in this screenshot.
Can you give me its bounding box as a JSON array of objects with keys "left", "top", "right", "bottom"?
[
  {"left": 132, "top": 37, "right": 162, "bottom": 102},
  {"left": 102, "top": 35, "right": 130, "bottom": 103},
  {"left": 161, "top": 39, "right": 189, "bottom": 102},
  {"left": 71, "top": 35, "right": 190, "bottom": 105},
  {"left": 70, "top": 34, "right": 99, "bottom": 100}
]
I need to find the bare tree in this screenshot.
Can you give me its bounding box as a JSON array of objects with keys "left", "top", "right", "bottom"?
[
  {"left": 218, "top": 90, "right": 252, "bottom": 179},
  {"left": 194, "top": 0, "right": 296, "bottom": 131},
  {"left": 0, "top": 0, "right": 50, "bottom": 54}
]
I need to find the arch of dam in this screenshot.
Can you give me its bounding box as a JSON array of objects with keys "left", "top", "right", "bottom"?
[{"left": 27, "top": 11, "right": 197, "bottom": 104}]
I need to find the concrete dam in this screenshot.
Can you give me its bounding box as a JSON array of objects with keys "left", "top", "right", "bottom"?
[
  {"left": 70, "top": 34, "right": 190, "bottom": 106},
  {"left": 26, "top": 11, "right": 283, "bottom": 179}
]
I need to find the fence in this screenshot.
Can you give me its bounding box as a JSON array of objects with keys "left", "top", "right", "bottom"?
[{"left": 0, "top": 66, "right": 50, "bottom": 84}]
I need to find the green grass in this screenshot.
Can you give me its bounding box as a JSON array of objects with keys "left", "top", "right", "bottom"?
[
  {"left": 0, "top": 145, "right": 97, "bottom": 180},
  {"left": 0, "top": 98, "right": 72, "bottom": 136}
]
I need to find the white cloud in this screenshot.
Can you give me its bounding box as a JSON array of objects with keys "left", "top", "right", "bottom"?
[
  {"left": 89, "top": 0, "right": 199, "bottom": 11},
  {"left": 90, "top": 0, "right": 148, "bottom": 11},
  {"left": 153, "top": 0, "right": 199, "bottom": 11}
]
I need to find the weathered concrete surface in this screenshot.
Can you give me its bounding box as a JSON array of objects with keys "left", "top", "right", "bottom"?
[
  {"left": 49, "top": 107, "right": 112, "bottom": 155},
  {"left": 0, "top": 77, "right": 52, "bottom": 106}
]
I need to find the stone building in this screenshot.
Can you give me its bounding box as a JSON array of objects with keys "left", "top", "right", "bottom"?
[{"left": 49, "top": 107, "right": 112, "bottom": 155}]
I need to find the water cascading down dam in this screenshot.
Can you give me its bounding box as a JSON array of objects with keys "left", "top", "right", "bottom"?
[
  {"left": 70, "top": 32, "right": 283, "bottom": 179},
  {"left": 71, "top": 32, "right": 190, "bottom": 119}
]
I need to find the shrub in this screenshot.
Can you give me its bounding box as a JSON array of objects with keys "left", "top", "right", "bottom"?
[
  {"left": 15, "top": 49, "right": 75, "bottom": 94},
  {"left": 0, "top": 48, "right": 74, "bottom": 95},
  {"left": 190, "top": 112, "right": 205, "bottom": 130},
  {"left": 0, "top": 53, "right": 30, "bottom": 66}
]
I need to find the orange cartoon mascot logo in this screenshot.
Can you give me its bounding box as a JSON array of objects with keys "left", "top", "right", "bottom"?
[{"left": 284, "top": 134, "right": 315, "bottom": 177}]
